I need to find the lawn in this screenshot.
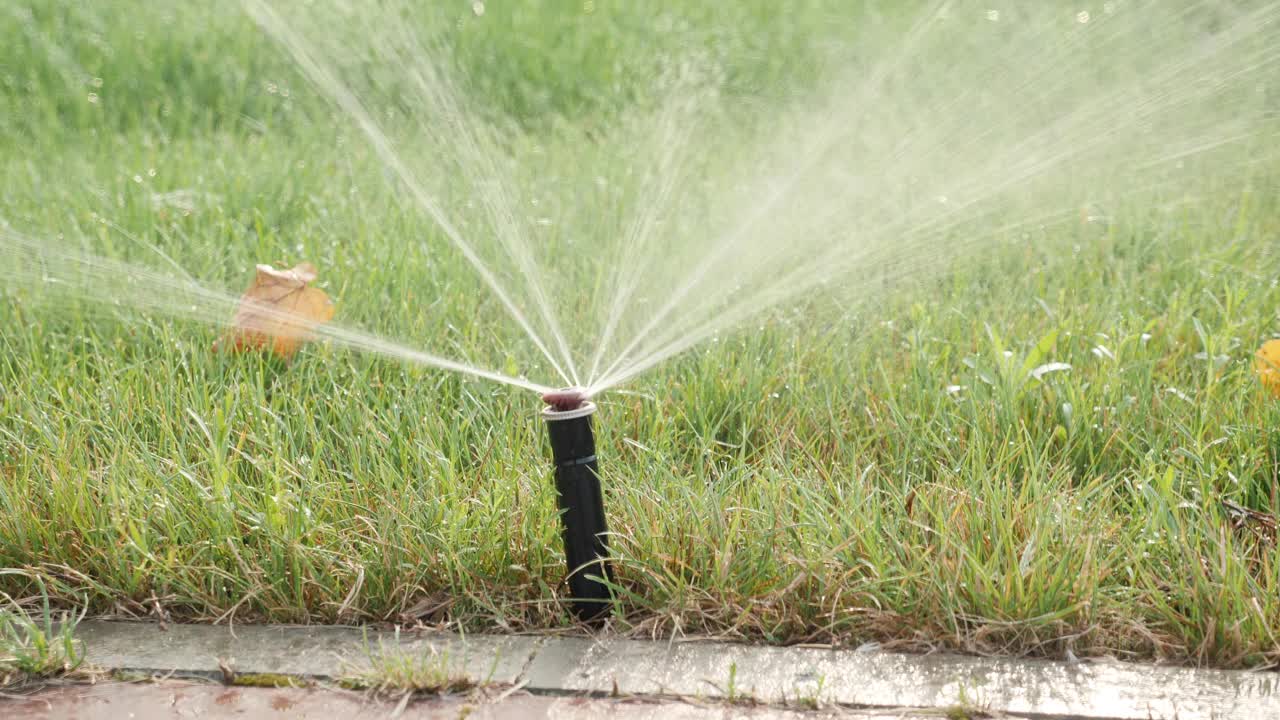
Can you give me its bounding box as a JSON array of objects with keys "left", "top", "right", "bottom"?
[{"left": 2, "top": 0, "right": 1279, "bottom": 669}]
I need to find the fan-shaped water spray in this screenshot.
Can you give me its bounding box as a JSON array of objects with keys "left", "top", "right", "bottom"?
[
  {"left": 244, "top": 0, "right": 1280, "bottom": 399},
  {"left": 4, "top": 0, "right": 1278, "bottom": 401}
]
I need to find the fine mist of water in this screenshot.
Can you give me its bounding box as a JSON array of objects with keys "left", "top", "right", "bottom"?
[
  {"left": 245, "top": 0, "right": 581, "bottom": 389},
  {"left": 0, "top": 225, "right": 554, "bottom": 394},
  {"left": 238, "top": 0, "right": 1278, "bottom": 398},
  {"left": 584, "top": 0, "right": 1280, "bottom": 395},
  {"left": 7, "top": 0, "right": 1280, "bottom": 401}
]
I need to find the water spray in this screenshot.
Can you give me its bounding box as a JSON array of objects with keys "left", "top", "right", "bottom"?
[{"left": 540, "top": 387, "right": 613, "bottom": 621}]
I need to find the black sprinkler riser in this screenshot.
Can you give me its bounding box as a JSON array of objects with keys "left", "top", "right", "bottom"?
[{"left": 542, "top": 400, "right": 613, "bottom": 621}]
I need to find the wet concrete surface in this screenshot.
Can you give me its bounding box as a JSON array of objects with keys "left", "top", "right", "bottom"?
[
  {"left": 3, "top": 682, "right": 935, "bottom": 719},
  {"left": 69, "top": 621, "right": 1280, "bottom": 719},
  {"left": 71, "top": 621, "right": 530, "bottom": 684},
  {"left": 527, "top": 636, "right": 1280, "bottom": 718}
]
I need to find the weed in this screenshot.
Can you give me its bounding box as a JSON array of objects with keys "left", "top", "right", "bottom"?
[
  {"left": 0, "top": 573, "right": 85, "bottom": 686},
  {"left": 340, "top": 631, "right": 481, "bottom": 698}
]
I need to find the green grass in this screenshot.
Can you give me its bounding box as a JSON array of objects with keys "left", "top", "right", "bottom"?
[
  {"left": 2, "top": 0, "right": 1280, "bottom": 671},
  {"left": 340, "top": 635, "right": 481, "bottom": 699},
  {"left": 0, "top": 574, "right": 84, "bottom": 686}
]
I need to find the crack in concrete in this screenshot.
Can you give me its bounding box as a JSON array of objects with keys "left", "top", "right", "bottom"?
[{"left": 510, "top": 636, "right": 543, "bottom": 688}]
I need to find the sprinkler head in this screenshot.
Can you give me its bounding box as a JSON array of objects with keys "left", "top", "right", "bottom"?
[
  {"left": 542, "top": 386, "right": 590, "bottom": 412},
  {"left": 539, "top": 393, "right": 611, "bottom": 622}
]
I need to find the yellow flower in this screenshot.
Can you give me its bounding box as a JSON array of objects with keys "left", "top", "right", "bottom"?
[{"left": 1256, "top": 339, "right": 1280, "bottom": 397}]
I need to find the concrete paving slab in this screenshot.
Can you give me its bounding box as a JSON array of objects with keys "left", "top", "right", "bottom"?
[
  {"left": 73, "top": 620, "right": 534, "bottom": 685},
  {"left": 523, "top": 636, "right": 1280, "bottom": 720},
  {"left": 4, "top": 682, "right": 936, "bottom": 719},
  {"left": 69, "top": 621, "right": 1280, "bottom": 720}
]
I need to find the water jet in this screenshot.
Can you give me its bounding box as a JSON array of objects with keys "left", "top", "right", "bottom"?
[{"left": 540, "top": 387, "right": 613, "bottom": 621}]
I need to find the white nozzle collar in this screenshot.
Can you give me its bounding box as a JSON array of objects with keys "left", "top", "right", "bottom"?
[{"left": 541, "top": 401, "right": 598, "bottom": 421}]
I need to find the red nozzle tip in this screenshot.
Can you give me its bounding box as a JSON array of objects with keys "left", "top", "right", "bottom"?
[{"left": 542, "top": 387, "right": 589, "bottom": 412}]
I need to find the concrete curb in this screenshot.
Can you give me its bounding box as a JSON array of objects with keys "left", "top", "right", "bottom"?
[{"left": 72, "top": 621, "right": 1279, "bottom": 719}]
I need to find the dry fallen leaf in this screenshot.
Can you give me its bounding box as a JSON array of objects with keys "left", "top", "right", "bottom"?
[
  {"left": 217, "top": 262, "right": 335, "bottom": 359},
  {"left": 1256, "top": 339, "right": 1280, "bottom": 398}
]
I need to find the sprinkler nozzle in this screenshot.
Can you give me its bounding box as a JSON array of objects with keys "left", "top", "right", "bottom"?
[
  {"left": 541, "top": 399, "right": 613, "bottom": 622},
  {"left": 542, "top": 386, "right": 590, "bottom": 412}
]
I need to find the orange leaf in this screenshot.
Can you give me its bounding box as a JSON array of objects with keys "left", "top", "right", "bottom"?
[
  {"left": 217, "top": 262, "right": 336, "bottom": 359},
  {"left": 1257, "top": 340, "right": 1280, "bottom": 398}
]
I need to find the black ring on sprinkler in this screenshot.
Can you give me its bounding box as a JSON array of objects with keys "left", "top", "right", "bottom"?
[{"left": 541, "top": 396, "right": 613, "bottom": 622}]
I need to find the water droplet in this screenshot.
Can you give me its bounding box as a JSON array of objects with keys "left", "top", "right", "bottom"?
[
  {"left": 90, "top": 77, "right": 104, "bottom": 88},
  {"left": 86, "top": 92, "right": 99, "bottom": 104},
  {"left": 1077, "top": 10, "right": 1090, "bottom": 23},
  {"left": 986, "top": 9, "right": 1000, "bottom": 21},
  {"left": 472, "top": 1, "right": 485, "bottom": 16}
]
